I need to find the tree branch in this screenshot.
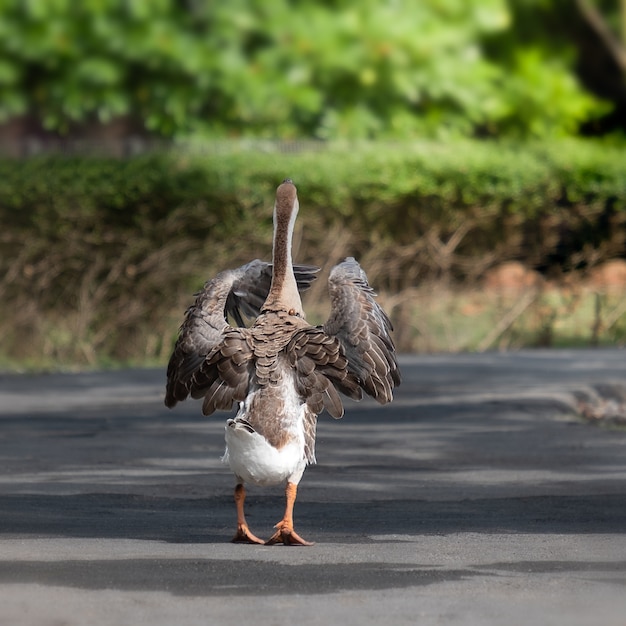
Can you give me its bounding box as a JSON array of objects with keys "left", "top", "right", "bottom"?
[{"left": 576, "top": 0, "right": 626, "bottom": 73}]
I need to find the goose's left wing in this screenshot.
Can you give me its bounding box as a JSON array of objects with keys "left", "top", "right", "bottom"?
[{"left": 165, "top": 259, "right": 318, "bottom": 408}]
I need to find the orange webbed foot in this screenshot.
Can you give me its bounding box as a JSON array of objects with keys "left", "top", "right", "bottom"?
[
  {"left": 265, "top": 523, "right": 315, "bottom": 546},
  {"left": 264, "top": 482, "right": 314, "bottom": 545},
  {"left": 232, "top": 524, "right": 265, "bottom": 545}
]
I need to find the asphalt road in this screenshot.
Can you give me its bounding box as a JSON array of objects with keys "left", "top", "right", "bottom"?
[{"left": 1, "top": 349, "right": 625, "bottom": 626}]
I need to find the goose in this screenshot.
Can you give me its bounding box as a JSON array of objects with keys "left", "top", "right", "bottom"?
[{"left": 165, "top": 179, "right": 400, "bottom": 545}]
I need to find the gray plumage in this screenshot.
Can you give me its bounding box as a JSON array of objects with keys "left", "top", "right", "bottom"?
[
  {"left": 164, "top": 178, "right": 400, "bottom": 545},
  {"left": 165, "top": 256, "right": 400, "bottom": 419}
]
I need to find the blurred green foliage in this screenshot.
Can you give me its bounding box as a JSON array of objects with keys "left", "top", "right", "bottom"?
[
  {"left": 1, "top": 139, "right": 625, "bottom": 365},
  {"left": 0, "top": 0, "right": 613, "bottom": 139},
  {"left": 1, "top": 138, "right": 624, "bottom": 288}
]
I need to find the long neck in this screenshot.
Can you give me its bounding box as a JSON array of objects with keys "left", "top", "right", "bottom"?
[{"left": 263, "top": 184, "right": 304, "bottom": 315}]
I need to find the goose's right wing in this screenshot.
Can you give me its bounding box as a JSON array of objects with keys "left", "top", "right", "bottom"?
[
  {"left": 286, "top": 257, "right": 400, "bottom": 421},
  {"left": 323, "top": 257, "right": 401, "bottom": 404}
]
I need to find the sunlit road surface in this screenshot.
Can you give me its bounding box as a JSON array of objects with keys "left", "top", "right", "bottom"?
[{"left": 1, "top": 349, "right": 625, "bottom": 626}]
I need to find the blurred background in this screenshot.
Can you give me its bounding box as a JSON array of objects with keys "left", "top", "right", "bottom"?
[{"left": 0, "top": 0, "right": 625, "bottom": 370}]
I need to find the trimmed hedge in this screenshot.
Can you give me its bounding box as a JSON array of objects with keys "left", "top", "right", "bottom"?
[{"left": 0, "top": 139, "right": 625, "bottom": 366}]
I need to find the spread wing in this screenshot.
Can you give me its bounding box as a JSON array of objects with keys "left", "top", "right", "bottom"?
[
  {"left": 164, "top": 259, "right": 319, "bottom": 408},
  {"left": 287, "top": 257, "right": 400, "bottom": 419},
  {"left": 322, "top": 257, "right": 400, "bottom": 404}
]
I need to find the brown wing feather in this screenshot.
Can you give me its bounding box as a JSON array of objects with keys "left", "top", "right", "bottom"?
[
  {"left": 287, "top": 327, "right": 363, "bottom": 419},
  {"left": 191, "top": 330, "right": 254, "bottom": 415},
  {"left": 165, "top": 271, "right": 233, "bottom": 408},
  {"left": 323, "top": 257, "right": 401, "bottom": 404}
]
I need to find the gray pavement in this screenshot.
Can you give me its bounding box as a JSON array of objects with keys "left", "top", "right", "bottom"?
[{"left": 1, "top": 349, "right": 625, "bottom": 625}]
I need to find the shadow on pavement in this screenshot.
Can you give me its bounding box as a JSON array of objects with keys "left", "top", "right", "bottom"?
[{"left": 1, "top": 491, "right": 625, "bottom": 543}]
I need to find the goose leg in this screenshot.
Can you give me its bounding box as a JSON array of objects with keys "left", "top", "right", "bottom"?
[
  {"left": 231, "top": 483, "right": 264, "bottom": 544},
  {"left": 265, "top": 481, "right": 314, "bottom": 546}
]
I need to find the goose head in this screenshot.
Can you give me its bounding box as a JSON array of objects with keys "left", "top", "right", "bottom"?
[
  {"left": 274, "top": 178, "right": 298, "bottom": 234},
  {"left": 262, "top": 179, "right": 305, "bottom": 317}
]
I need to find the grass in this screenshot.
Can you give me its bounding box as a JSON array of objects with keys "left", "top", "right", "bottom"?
[
  {"left": 2, "top": 239, "right": 625, "bottom": 372},
  {"left": 395, "top": 284, "right": 626, "bottom": 353},
  {"left": 2, "top": 141, "right": 625, "bottom": 371},
  {"left": 1, "top": 281, "right": 624, "bottom": 373}
]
